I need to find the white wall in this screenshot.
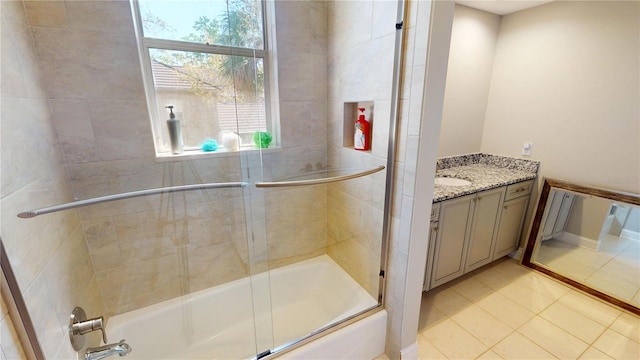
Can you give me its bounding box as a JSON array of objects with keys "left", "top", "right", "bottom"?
[
  {"left": 480, "top": 1, "right": 640, "bottom": 194},
  {"left": 438, "top": 4, "right": 500, "bottom": 157},
  {"left": 624, "top": 207, "right": 640, "bottom": 233},
  {"left": 565, "top": 195, "right": 611, "bottom": 240}
]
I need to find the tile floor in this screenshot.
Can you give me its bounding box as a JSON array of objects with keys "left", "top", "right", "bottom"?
[
  {"left": 417, "top": 257, "right": 640, "bottom": 360},
  {"left": 535, "top": 235, "right": 640, "bottom": 307}
]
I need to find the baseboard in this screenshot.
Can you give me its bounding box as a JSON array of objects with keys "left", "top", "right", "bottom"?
[
  {"left": 621, "top": 229, "right": 640, "bottom": 241},
  {"left": 557, "top": 231, "right": 599, "bottom": 250},
  {"left": 508, "top": 247, "right": 523, "bottom": 261},
  {"left": 400, "top": 342, "right": 419, "bottom": 360}
]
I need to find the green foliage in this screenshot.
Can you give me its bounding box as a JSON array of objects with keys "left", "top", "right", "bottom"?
[
  {"left": 188, "top": 16, "right": 221, "bottom": 44},
  {"left": 180, "top": 0, "right": 264, "bottom": 96},
  {"left": 145, "top": 0, "right": 265, "bottom": 106},
  {"left": 253, "top": 131, "right": 272, "bottom": 148}
]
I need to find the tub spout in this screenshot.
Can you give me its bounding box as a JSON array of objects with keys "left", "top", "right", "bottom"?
[{"left": 85, "top": 339, "right": 132, "bottom": 360}]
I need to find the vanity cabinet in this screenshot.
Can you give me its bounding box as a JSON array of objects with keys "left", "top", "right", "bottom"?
[
  {"left": 430, "top": 187, "right": 504, "bottom": 288},
  {"left": 492, "top": 194, "right": 529, "bottom": 259},
  {"left": 423, "top": 202, "right": 440, "bottom": 291},
  {"left": 430, "top": 194, "right": 475, "bottom": 288},
  {"left": 541, "top": 190, "right": 575, "bottom": 241},
  {"left": 428, "top": 180, "right": 533, "bottom": 290},
  {"left": 464, "top": 187, "right": 505, "bottom": 272}
]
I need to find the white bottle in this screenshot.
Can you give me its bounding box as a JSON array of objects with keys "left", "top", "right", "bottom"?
[{"left": 220, "top": 132, "right": 241, "bottom": 151}]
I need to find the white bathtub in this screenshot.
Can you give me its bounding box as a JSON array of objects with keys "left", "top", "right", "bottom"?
[{"left": 107, "top": 255, "right": 386, "bottom": 359}]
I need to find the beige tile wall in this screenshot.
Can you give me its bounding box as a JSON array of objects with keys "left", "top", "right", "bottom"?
[
  {"left": 322, "top": 2, "right": 432, "bottom": 357},
  {"left": 368, "top": 1, "right": 435, "bottom": 358},
  {"left": 17, "top": 0, "right": 330, "bottom": 316},
  {"left": 325, "top": 0, "right": 396, "bottom": 300},
  {"left": 0, "top": 0, "right": 105, "bottom": 358},
  {"left": 0, "top": 295, "right": 26, "bottom": 360}
]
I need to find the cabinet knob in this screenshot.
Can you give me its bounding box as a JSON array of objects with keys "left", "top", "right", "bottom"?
[{"left": 504, "top": 205, "right": 508, "bottom": 210}]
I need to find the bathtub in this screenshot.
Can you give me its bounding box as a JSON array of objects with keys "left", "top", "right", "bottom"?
[{"left": 107, "top": 255, "right": 386, "bottom": 359}]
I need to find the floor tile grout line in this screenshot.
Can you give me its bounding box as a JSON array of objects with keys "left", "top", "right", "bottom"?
[
  {"left": 588, "top": 321, "right": 618, "bottom": 359},
  {"left": 448, "top": 306, "right": 515, "bottom": 351},
  {"left": 419, "top": 257, "right": 640, "bottom": 360},
  {"left": 444, "top": 277, "right": 552, "bottom": 359},
  {"left": 418, "top": 329, "right": 463, "bottom": 360},
  {"left": 604, "top": 312, "right": 640, "bottom": 345},
  {"left": 516, "top": 278, "right": 608, "bottom": 355}
]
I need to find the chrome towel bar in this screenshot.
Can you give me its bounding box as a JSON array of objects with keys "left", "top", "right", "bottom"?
[
  {"left": 17, "top": 182, "right": 246, "bottom": 219},
  {"left": 18, "top": 166, "right": 386, "bottom": 218},
  {"left": 255, "top": 166, "right": 385, "bottom": 188}
]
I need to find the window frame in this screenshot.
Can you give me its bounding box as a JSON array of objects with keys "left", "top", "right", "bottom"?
[{"left": 130, "top": 0, "right": 276, "bottom": 156}]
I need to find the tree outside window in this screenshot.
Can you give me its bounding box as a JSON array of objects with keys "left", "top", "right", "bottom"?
[{"left": 133, "top": 0, "right": 273, "bottom": 154}]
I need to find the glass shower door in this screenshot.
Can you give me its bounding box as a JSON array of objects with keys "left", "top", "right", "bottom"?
[
  {"left": 244, "top": 0, "right": 402, "bottom": 356},
  {"left": 240, "top": 151, "right": 276, "bottom": 359}
]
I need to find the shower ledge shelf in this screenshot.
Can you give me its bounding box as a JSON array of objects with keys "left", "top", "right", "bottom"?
[{"left": 155, "top": 146, "right": 282, "bottom": 163}]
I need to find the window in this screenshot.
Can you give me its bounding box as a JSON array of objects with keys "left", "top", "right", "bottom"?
[{"left": 131, "top": 0, "right": 276, "bottom": 156}]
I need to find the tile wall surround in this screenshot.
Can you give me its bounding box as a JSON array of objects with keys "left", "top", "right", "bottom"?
[
  {"left": 0, "top": 0, "right": 104, "bottom": 358},
  {"left": 1, "top": 1, "right": 433, "bottom": 359},
  {"left": 325, "top": 0, "right": 397, "bottom": 300},
  {"left": 375, "top": 0, "right": 446, "bottom": 357},
  {"left": 15, "top": 0, "right": 331, "bottom": 317},
  {"left": 1, "top": 296, "right": 26, "bottom": 359}
]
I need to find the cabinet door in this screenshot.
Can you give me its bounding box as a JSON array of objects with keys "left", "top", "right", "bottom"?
[
  {"left": 552, "top": 193, "right": 575, "bottom": 235},
  {"left": 423, "top": 221, "right": 439, "bottom": 291},
  {"left": 493, "top": 195, "right": 529, "bottom": 259},
  {"left": 464, "top": 187, "right": 505, "bottom": 272},
  {"left": 430, "top": 195, "right": 474, "bottom": 289},
  {"left": 541, "top": 190, "right": 563, "bottom": 240}
]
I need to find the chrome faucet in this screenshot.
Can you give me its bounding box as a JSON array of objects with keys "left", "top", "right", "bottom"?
[
  {"left": 85, "top": 339, "right": 132, "bottom": 360},
  {"left": 69, "top": 307, "right": 132, "bottom": 360}
]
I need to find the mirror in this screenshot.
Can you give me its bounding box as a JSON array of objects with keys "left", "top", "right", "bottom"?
[{"left": 523, "top": 178, "right": 640, "bottom": 316}]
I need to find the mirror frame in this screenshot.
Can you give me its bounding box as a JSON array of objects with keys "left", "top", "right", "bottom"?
[{"left": 522, "top": 178, "right": 640, "bottom": 316}]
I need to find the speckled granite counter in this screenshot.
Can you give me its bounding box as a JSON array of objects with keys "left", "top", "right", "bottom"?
[{"left": 433, "top": 153, "right": 539, "bottom": 203}]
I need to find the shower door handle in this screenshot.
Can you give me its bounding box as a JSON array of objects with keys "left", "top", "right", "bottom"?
[
  {"left": 255, "top": 166, "right": 385, "bottom": 188},
  {"left": 18, "top": 182, "right": 247, "bottom": 218}
]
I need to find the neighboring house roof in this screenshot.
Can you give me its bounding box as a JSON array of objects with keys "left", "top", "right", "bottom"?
[
  {"left": 151, "top": 60, "right": 266, "bottom": 134},
  {"left": 151, "top": 60, "right": 220, "bottom": 90},
  {"left": 218, "top": 103, "right": 266, "bottom": 134}
]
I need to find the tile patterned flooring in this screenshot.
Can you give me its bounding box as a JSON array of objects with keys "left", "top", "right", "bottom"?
[{"left": 417, "top": 257, "right": 640, "bottom": 359}]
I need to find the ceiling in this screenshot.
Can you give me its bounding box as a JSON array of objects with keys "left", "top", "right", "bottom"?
[{"left": 455, "top": 0, "right": 555, "bottom": 15}]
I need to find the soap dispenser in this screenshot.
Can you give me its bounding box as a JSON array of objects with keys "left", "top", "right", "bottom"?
[
  {"left": 354, "top": 107, "right": 370, "bottom": 151},
  {"left": 165, "top": 105, "right": 183, "bottom": 154}
]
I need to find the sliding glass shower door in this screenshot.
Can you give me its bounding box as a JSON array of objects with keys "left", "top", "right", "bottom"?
[{"left": 241, "top": 0, "right": 403, "bottom": 355}]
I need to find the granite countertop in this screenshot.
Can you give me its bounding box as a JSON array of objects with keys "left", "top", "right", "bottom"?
[{"left": 432, "top": 153, "right": 539, "bottom": 203}]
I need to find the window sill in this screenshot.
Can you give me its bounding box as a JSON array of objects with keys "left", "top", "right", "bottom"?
[{"left": 155, "top": 146, "right": 282, "bottom": 162}]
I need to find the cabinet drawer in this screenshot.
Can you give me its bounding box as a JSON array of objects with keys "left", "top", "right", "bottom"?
[
  {"left": 430, "top": 203, "right": 440, "bottom": 221},
  {"left": 505, "top": 180, "right": 533, "bottom": 201}
]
